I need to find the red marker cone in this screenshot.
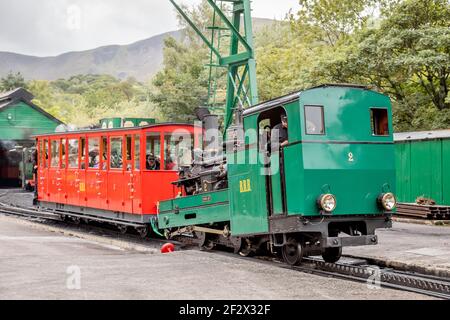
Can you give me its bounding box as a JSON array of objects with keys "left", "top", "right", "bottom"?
[{"left": 161, "top": 243, "right": 175, "bottom": 254}]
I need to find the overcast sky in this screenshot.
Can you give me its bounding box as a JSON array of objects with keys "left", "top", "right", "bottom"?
[{"left": 0, "top": 0, "right": 299, "bottom": 57}]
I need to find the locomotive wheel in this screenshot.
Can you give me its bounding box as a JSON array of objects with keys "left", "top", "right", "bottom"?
[
  {"left": 194, "top": 231, "right": 208, "bottom": 248},
  {"left": 230, "top": 237, "right": 243, "bottom": 254},
  {"left": 282, "top": 238, "right": 304, "bottom": 266},
  {"left": 203, "top": 240, "right": 215, "bottom": 251},
  {"left": 72, "top": 217, "right": 81, "bottom": 225},
  {"left": 117, "top": 225, "right": 128, "bottom": 235},
  {"left": 137, "top": 226, "right": 149, "bottom": 239},
  {"left": 322, "top": 247, "right": 342, "bottom": 263},
  {"left": 238, "top": 239, "right": 253, "bottom": 257}
]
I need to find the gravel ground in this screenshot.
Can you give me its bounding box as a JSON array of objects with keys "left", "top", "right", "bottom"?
[
  {"left": 0, "top": 215, "right": 432, "bottom": 300},
  {"left": 0, "top": 188, "right": 34, "bottom": 207},
  {"left": 0, "top": 188, "right": 446, "bottom": 299}
]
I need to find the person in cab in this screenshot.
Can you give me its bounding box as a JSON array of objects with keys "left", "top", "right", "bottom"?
[{"left": 272, "top": 115, "right": 289, "bottom": 149}]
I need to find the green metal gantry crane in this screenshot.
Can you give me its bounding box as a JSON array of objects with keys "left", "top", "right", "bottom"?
[{"left": 169, "top": 0, "right": 259, "bottom": 131}]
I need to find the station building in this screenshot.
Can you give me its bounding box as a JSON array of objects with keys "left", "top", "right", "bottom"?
[{"left": 0, "top": 88, "right": 62, "bottom": 186}]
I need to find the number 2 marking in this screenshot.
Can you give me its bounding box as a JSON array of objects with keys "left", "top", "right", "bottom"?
[{"left": 348, "top": 152, "right": 354, "bottom": 162}]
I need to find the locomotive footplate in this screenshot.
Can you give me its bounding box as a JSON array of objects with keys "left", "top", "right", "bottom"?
[
  {"left": 322, "top": 235, "right": 378, "bottom": 248},
  {"left": 269, "top": 214, "right": 391, "bottom": 248}
]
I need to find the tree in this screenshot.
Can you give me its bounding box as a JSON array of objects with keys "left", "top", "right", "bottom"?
[
  {"left": 292, "top": 0, "right": 381, "bottom": 46},
  {"left": 0, "top": 72, "right": 27, "bottom": 91},
  {"left": 151, "top": 37, "right": 209, "bottom": 122},
  {"left": 296, "top": 0, "right": 450, "bottom": 131}
]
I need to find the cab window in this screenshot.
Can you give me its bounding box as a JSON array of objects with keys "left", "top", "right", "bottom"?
[
  {"left": 110, "top": 137, "right": 123, "bottom": 169},
  {"left": 50, "top": 140, "right": 60, "bottom": 168},
  {"left": 371, "top": 108, "right": 389, "bottom": 136},
  {"left": 304, "top": 105, "right": 325, "bottom": 135}
]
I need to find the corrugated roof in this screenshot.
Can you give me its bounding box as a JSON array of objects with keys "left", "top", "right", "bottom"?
[
  {"left": 394, "top": 130, "right": 450, "bottom": 142},
  {"left": 0, "top": 100, "right": 11, "bottom": 109},
  {"left": 0, "top": 87, "right": 63, "bottom": 125},
  {"left": 0, "top": 87, "right": 34, "bottom": 104}
]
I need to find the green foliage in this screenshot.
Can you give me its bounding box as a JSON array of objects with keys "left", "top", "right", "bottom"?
[
  {"left": 4, "top": 0, "right": 448, "bottom": 133},
  {"left": 152, "top": 37, "right": 209, "bottom": 122},
  {"left": 0, "top": 72, "right": 27, "bottom": 91},
  {"left": 25, "top": 75, "right": 158, "bottom": 127},
  {"left": 257, "top": 0, "right": 450, "bottom": 131},
  {"left": 315, "top": 0, "right": 450, "bottom": 130},
  {"left": 294, "top": 0, "right": 379, "bottom": 45}
]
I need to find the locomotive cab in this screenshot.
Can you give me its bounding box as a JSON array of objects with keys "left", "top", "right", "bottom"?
[{"left": 227, "top": 84, "right": 395, "bottom": 264}]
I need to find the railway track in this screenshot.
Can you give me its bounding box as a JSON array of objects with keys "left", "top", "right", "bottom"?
[
  {"left": 0, "top": 201, "right": 449, "bottom": 300},
  {"left": 289, "top": 258, "right": 450, "bottom": 300},
  {"left": 0, "top": 201, "right": 183, "bottom": 252}
]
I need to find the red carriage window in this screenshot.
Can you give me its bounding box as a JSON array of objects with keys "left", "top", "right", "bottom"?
[
  {"left": 80, "top": 138, "right": 86, "bottom": 169},
  {"left": 134, "top": 135, "right": 141, "bottom": 171},
  {"left": 101, "top": 137, "right": 108, "bottom": 170},
  {"left": 50, "top": 140, "right": 60, "bottom": 168},
  {"left": 68, "top": 139, "right": 79, "bottom": 168},
  {"left": 88, "top": 137, "right": 100, "bottom": 169},
  {"left": 43, "top": 139, "right": 48, "bottom": 168},
  {"left": 110, "top": 137, "right": 123, "bottom": 169},
  {"left": 38, "top": 140, "right": 43, "bottom": 168},
  {"left": 145, "top": 133, "right": 161, "bottom": 171},
  {"left": 126, "top": 135, "right": 132, "bottom": 171},
  {"left": 164, "top": 133, "right": 193, "bottom": 171},
  {"left": 61, "top": 139, "right": 67, "bottom": 169}
]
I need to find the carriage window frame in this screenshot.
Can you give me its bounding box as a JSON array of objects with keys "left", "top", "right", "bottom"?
[
  {"left": 38, "top": 140, "right": 44, "bottom": 168},
  {"left": 68, "top": 139, "right": 79, "bottom": 169},
  {"left": 134, "top": 134, "right": 141, "bottom": 171},
  {"left": 80, "top": 137, "right": 87, "bottom": 169},
  {"left": 61, "top": 139, "right": 67, "bottom": 169},
  {"left": 304, "top": 105, "right": 325, "bottom": 136},
  {"left": 50, "top": 139, "right": 60, "bottom": 168},
  {"left": 88, "top": 137, "right": 101, "bottom": 169},
  {"left": 101, "top": 136, "right": 108, "bottom": 171},
  {"left": 125, "top": 135, "right": 133, "bottom": 171},
  {"left": 44, "top": 139, "right": 49, "bottom": 168},
  {"left": 110, "top": 136, "right": 124, "bottom": 170},
  {"left": 370, "top": 108, "right": 390, "bottom": 136},
  {"left": 164, "top": 133, "right": 194, "bottom": 171},
  {"left": 145, "top": 132, "right": 161, "bottom": 171}
]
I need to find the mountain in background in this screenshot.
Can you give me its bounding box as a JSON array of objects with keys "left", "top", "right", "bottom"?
[{"left": 0, "top": 18, "right": 275, "bottom": 82}]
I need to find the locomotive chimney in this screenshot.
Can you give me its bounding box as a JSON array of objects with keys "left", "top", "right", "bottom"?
[{"left": 195, "top": 107, "right": 220, "bottom": 159}]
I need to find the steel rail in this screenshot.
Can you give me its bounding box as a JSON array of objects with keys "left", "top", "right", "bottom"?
[
  {"left": 0, "top": 202, "right": 183, "bottom": 250},
  {"left": 288, "top": 258, "right": 450, "bottom": 300}
]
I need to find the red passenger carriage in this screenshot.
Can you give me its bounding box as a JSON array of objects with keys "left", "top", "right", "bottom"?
[{"left": 35, "top": 123, "right": 200, "bottom": 229}]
